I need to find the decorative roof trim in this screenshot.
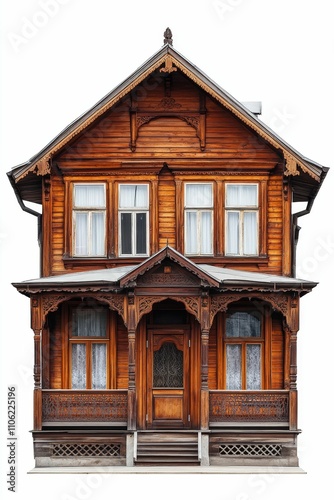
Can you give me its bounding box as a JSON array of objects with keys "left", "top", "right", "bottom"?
[{"left": 11, "top": 45, "right": 325, "bottom": 185}]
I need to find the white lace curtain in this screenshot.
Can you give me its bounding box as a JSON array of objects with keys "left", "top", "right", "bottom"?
[
  {"left": 185, "top": 184, "right": 213, "bottom": 254},
  {"left": 73, "top": 185, "right": 106, "bottom": 256}
]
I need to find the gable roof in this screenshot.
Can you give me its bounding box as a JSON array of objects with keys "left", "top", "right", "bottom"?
[
  {"left": 7, "top": 39, "right": 328, "bottom": 205},
  {"left": 12, "top": 246, "right": 316, "bottom": 296}
]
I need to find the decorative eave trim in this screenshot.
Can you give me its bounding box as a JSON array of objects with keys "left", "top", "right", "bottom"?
[
  {"left": 12, "top": 47, "right": 323, "bottom": 185},
  {"left": 119, "top": 246, "right": 221, "bottom": 288}
]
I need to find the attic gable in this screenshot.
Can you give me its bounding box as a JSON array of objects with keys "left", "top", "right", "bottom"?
[{"left": 7, "top": 30, "right": 328, "bottom": 205}]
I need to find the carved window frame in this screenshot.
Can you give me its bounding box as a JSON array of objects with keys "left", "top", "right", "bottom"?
[
  {"left": 71, "top": 182, "right": 107, "bottom": 257},
  {"left": 223, "top": 180, "right": 267, "bottom": 258}
]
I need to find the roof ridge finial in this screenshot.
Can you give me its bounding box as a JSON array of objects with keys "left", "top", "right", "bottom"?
[{"left": 163, "top": 27, "right": 173, "bottom": 46}]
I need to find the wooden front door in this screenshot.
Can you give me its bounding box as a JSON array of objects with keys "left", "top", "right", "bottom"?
[{"left": 147, "top": 327, "right": 190, "bottom": 429}]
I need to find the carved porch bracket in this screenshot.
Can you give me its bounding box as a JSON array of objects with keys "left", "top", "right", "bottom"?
[{"left": 284, "top": 152, "right": 300, "bottom": 176}]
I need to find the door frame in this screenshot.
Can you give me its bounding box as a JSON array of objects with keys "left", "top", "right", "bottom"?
[{"left": 146, "top": 326, "right": 190, "bottom": 429}]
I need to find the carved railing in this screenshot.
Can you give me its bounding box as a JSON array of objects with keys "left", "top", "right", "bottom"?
[
  {"left": 42, "top": 390, "right": 128, "bottom": 424},
  {"left": 209, "top": 391, "right": 289, "bottom": 424}
]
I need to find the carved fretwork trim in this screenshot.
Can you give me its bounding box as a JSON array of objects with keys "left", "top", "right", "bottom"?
[
  {"left": 41, "top": 293, "right": 126, "bottom": 325},
  {"left": 137, "top": 295, "right": 200, "bottom": 326},
  {"left": 210, "top": 293, "right": 289, "bottom": 327},
  {"left": 284, "top": 152, "right": 299, "bottom": 176},
  {"left": 131, "top": 112, "right": 205, "bottom": 152},
  {"left": 159, "top": 55, "right": 177, "bottom": 74}
]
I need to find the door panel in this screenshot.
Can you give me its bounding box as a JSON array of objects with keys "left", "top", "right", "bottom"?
[{"left": 147, "top": 328, "right": 190, "bottom": 429}]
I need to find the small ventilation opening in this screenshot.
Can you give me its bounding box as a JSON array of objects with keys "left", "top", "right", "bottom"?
[
  {"left": 219, "top": 444, "right": 282, "bottom": 457},
  {"left": 52, "top": 443, "right": 121, "bottom": 457}
]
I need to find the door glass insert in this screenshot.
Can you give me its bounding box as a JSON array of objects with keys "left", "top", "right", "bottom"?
[{"left": 153, "top": 342, "right": 183, "bottom": 388}]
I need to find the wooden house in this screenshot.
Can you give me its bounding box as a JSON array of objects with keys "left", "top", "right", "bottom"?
[{"left": 7, "top": 29, "right": 328, "bottom": 469}]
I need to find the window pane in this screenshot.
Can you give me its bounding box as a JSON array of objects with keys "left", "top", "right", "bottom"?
[
  {"left": 226, "top": 344, "right": 241, "bottom": 390},
  {"left": 226, "top": 211, "right": 239, "bottom": 254},
  {"left": 91, "top": 212, "right": 105, "bottom": 256},
  {"left": 72, "top": 344, "right": 86, "bottom": 389},
  {"left": 74, "top": 185, "right": 105, "bottom": 208},
  {"left": 136, "top": 213, "right": 147, "bottom": 254},
  {"left": 226, "top": 185, "right": 257, "bottom": 207},
  {"left": 74, "top": 212, "right": 89, "bottom": 255},
  {"left": 185, "top": 211, "right": 198, "bottom": 253},
  {"left": 226, "top": 312, "right": 261, "bottom": 338},
  {"left": 243, "top": 212, "right": 258, "bottom": 255},
  {"left": 246, "top": 344, "right": 261, "bottom": 390},
  {"left": 92, "top": 344, "right": 107, "bottom": 389},
  {"left": 186, "top": 184, "right": 212, "bottom": 207},
  {"left": 201, "top": 211, "right": 213, "bottom": 254},
  {"left": 119, "top": 185, "right": 148, "bottom": 208},
  {"left": 120, "top": 213, "right": 132, "bottom": 254},
  {"left": 72, "top": 308, "right": 107, "bottom": 337}
]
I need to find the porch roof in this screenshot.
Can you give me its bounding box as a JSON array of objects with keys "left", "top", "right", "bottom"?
[{"left": 12, "top": 247, "right": 316, "bottom": 295}]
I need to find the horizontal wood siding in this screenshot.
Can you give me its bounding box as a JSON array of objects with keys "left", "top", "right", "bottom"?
[
  {"left": 47, "top": 71, "right": 284, "bottom": 275},
  {"left": 267, "top": 176, "right": 283, "bottom": 274},
  {"left": 116, "top": 317, "right": 128, "bottom": 389},
  {"left": 158, "top": 169, "right": 176, "bottom": 248},
  {"left": 208, "top": 320, "right": 217, "bottom": 390},
  {"left": 49, "top": 312, "right": 62, "bottom": 389},
  {"left": 271, "top": 314, "right": 284, "bottom": 389},
  {"left": 51, "top": 176, "right": 65, "bottom": 274}
]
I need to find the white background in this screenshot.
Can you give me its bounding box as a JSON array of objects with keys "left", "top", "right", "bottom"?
[{"left": 1, "top": 0, "right": 333, "bottom": 498}]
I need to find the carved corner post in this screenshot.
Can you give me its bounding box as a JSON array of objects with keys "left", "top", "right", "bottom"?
[
  {"left": 200, "top": 293, "right": 210, "bottom": 431},
  {"left": 127, "top": 292, "right": 137, "bottom": 430},
  {"left": 286, "top": 295, "right": 300, "bottom": 430},
  {"left": 31, "top": 296, "right": 43, "bottom": 430}
]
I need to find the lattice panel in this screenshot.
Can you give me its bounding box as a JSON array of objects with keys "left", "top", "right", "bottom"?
[
  {"left": 219, "top": 444, "right": 282, "bottom": 457},
  {"left": 52, "top": 443, "right": 121, "bottom": 457}
]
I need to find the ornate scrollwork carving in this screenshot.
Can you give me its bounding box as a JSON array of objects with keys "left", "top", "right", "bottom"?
[
  {"left": 42, "top": 391, "right": 128, "bottom": 422},
  {"left": 209, "top": 391, "right": 289, "bottom": 422}
]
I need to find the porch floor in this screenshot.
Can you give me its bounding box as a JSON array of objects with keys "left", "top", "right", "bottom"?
[{"left": 28, "top": 466, "right": 306, "bottom": 474}]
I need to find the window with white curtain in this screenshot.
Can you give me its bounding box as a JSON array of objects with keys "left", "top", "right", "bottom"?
[
  {"left": 72, "top": 184, "right": 106, "bottom": 257},
  {"left": 119, "top": 184, "right": 149, "bottom": 256},
  {"left": 184, "top": 183, "right": 213, "bottom": 255},
  {"left": 224, "top": 310, "right": 263, "bottom": 390},
  {"left": 225, "top": 184, "right": 258, "bottom": 256},
  {"left": 70, "top": 304, "right": 109, "bottom": 390}
]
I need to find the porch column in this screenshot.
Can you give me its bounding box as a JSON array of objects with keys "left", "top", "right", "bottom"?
[
  {"left": 289, "top": 330, "right": 298, "bottom": 430},
  {"left": 200, "top": 328, "right": 209, "bottom": 430},
  {"left": 127, "top": 292, "right": 137, "bottom": 431},
  {"left": 31, "top": 297, "right": 43, "bottom": 430},
  {"left": 287, "top": 295, "right": 299, "bottom": 431},
  {"left": 200, "top": 292, "right": 210, "bottom": 431}
]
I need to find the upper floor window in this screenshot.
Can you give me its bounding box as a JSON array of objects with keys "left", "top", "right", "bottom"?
[
  {"left": 224, "top": 310, "right": 263, "bottom": 390},
  {"left": 119, "top": 184, "right": 149, "bottom": 256},
  {"left": 184, "top": 183, "right": 213, "bottom": 255},
  {"left": 72, "top": 184, "right": 106, "bottom": 257},
  {"left": 70, "top": 304, "right": 109, "bottom": 389},
  {"left": 225, "top": 184, "right": 258, "bottom": 256}
]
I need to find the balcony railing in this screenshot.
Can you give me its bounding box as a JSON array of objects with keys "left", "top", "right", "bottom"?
[
  {"left": 42, "top": 390, "right": 128, "bottom": 426},
  {"left": 209, "top": 390, "right": 289, "bottom": 426}
]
